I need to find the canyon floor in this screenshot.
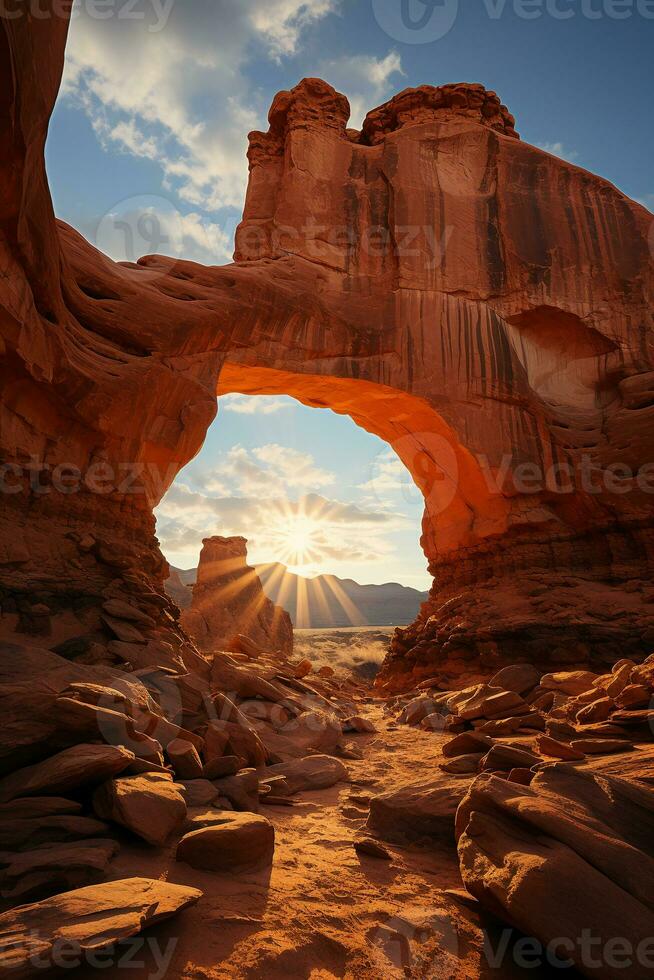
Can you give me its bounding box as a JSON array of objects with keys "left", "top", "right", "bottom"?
[{"left": 70, "top": 697, "right": 569, "bottom": 980}]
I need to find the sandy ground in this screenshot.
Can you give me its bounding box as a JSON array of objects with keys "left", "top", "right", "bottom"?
[{"left": 72, "top": 701, "right": 512, "bottom": 980}]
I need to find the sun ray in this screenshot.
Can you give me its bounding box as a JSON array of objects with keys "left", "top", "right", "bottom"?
[{"left": 321, "top": 574, "right": 367, "bottom": 627}]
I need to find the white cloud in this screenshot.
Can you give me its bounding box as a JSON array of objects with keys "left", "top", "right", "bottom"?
[
  {"left": 537, "top": 141, "right": 579, "bottom": 163},
  {"left": 252, "top": 444, "right": 335, "bottom": 491},
  {"left": 220, "top": 395, "right": 293, "bottom": 416},
  {"left": 156, "top": 486, "right": 404, "bottom": 571},
  {"left": 179, "top": 443, "right": 335, "bottom": 499},
  {"left": 95, "top": 200, "right": 234, "bottom": 265},
  {"left": 62, "top": 0, "right": 339, "bottom": 214},
  {"left": 249, "top": 0, "right": 339, "bottom": 60},
  {"left": 318, "top": 50, "right": 405, "bottom": 128}
]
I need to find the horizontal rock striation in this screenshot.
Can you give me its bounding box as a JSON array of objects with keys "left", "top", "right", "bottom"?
[{"left": 1, "top": 10, "right": 653, "bottom": 686}]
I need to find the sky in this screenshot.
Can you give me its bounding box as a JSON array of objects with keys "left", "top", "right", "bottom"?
[{"left": 46, "top": 0, "right": 653, "bottom": 587}]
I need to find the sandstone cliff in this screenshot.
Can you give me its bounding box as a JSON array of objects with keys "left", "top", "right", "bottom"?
[
  {"left": 181, "top": 538, "right": 293, "bottom": 656},
  {"left": 1, "top": 10, "right": 653, "bottom": 688}
]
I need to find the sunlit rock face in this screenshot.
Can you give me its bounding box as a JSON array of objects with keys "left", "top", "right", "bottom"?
[
  {"left": 1, "top": 12, "right": 653, "bottom": 686},
  {"left": 181, "top": 537, "right": 293, "bottom": 656}
]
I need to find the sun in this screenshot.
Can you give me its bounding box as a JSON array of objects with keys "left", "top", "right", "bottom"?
[{"left": 276, "top": 515, "right": 320, "bottom": 566}]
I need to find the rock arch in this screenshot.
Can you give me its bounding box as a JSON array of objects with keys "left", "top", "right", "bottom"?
[{"left": 1, "top": 10, "right": 653, "bottom": 688}]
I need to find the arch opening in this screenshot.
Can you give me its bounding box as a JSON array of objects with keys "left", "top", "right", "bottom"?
[{"left": 157, "top": 370, "right": 449, "bottom": 646}]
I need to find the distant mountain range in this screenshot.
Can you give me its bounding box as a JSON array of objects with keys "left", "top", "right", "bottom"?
[{"left": 165, "top": 562, "right": 428, "bottom": 629}]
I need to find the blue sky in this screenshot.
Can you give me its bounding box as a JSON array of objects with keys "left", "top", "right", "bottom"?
[{"left": 46, "top": 0, "right": 653, "bottom": 586}]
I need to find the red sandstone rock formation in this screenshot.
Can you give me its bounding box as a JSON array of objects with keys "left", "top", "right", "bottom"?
[
  {"left": 1, "top": 10, "right": 654, "bottom": 687},
  {"left": 181, "top": 537, "right": 293, "bottom": 656}
]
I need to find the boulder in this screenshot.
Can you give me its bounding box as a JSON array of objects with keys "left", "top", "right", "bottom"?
[
  {"left": 0, "top": 745, "right": 134, "bottom": 803},
  {"left": 0, "top": 878, "right": 201, "bottom": 977},
  {"left": 439, "top": 754, "right": 484, "bottom": 775},
  {"left": 294, "top": 659, "right": 313, "bottom": 678},
  {"left": 367, "top": 774, "right": 471, "bottom": 842},
  {"left": 570, "top": 738, "right": 634, "bottom": 755},
  {"left": 167, "top": 739, "right": 203, "bottom": 780},
  {"left": 0, "top": 644, "right": 154, "bottom": 773},
  {"left": 202, "top": 756, "right": 241, "bottom": 780},
  {"left": 576, "top": 697, "right": 615, "bottom": 724},
  {"left": 540, "top": 671, "right": 599, "bottom": 696},
  {"left": 204, "top": 719, "right": 267, "bottom": 769},
  {"left": 180, "top": 780, "right": 221, "bottom": 808},
  {"left": 442, "top": 732, "right": 495, "bottom": 758},
  {"left": 102, "top": 599, "right": 156, "bottom": 627},
  {"left": 353, "top": 837, "right": 392, "bottom": 860},
  {"left": 535, "top": 735, "right": 586, "bottom": 761},
  {"left": 177, "top": 812, "right": 275, "bottom": 872},
  {"left": 261, "top": 756, "right": 348, "bottom": 795},
  {"left": 479, "top": 744, "right": 540, "bottom": 773},
  {"left": 456, "top": 765, "right": 654, "bottom": 979},
  {"left": 0, "top": 838, "right": 119, "bottom": 901},
  {"left": 53, "top": 698, "right": 164, "bottom": 764},
  {"left": 476, "top": 717, "right": 523, "bottom": 736},
  {"left": 420, "top": 712, "right": 448, "bottom": 732},
  {"left": 399, "top": 696, "right": 442, "bottom": 726},
  {"left": 93, "top": 774, "right": 187, "bottom": 846},
  {"left": 0, "top": 812, "right": 110, "bottom": 851},
  {"left": 489, "top": 664, "right": 542, "bottom": 695},
  {"left": 343, "top": 715, "right": 377, "bottom": 734},
  {"left": 616, "top": 685, "right": 651, "bottom": 709},
  {"left": 279, "top": 709, "right": 342, "bottom": 755},
  {"left": 213, "top": 770, "right": 261, "bottom": 812}
]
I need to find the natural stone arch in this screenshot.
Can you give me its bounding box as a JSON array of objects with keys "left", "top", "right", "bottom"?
[
  {"left": 1, "top": 10, "right": 653, "bottom": 689},
  {"left": 216, "top": 363, "right": 508, "bottom": 565}
]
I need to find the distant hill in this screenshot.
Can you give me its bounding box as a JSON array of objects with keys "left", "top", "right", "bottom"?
[{"left": 165, "top": 562, "right": 428, "bottom": 628}]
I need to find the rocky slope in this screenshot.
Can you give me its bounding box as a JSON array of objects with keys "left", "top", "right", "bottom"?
[
  {"left": 1, "top": 9, "right": 653, "bottom": 683},
  {"left": 179, "top": 538, "right": 293, "bottom": 656}
]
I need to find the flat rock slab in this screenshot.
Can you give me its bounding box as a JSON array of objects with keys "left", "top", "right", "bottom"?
[
  {"left": 0, "top": 877, "right": 201, "bottom": 978},
  {"left": 0, "top": 838, "right": 119, "bottom": 902},
  {"left": 93, "top": 774, "right": 187, "bottom": 846},
  {"left": 366, "top": 774, "right": 472, "bottom": 843},
  {"left": 0, "top": 814, "right": 110, "bottom": 850},
  {"left": 177, "top": 812, "right": 275, "bottom": 873},
  {"left": 261, "top": 755, "right": 348, "bottom": 795},
  {"left": 0, "top": 745, "right": 135, "bottom": 803}
]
